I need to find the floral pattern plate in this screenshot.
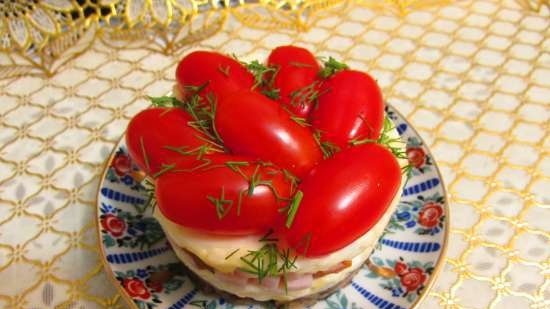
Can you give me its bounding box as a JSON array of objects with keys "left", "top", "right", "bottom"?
[{"left": 96, "top": 105, "right": 448, "bottom": 309}]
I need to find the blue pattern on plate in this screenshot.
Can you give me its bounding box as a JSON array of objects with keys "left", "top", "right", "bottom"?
[
  {"left": 168, "top": 289, "right": 198, "bottom": 309},
  {"left": 107, "top": 246, "right": 172, "bottom": 264},
  {"left": 97, "top": 105, "right": 447, "bottom": 309},
  {"left": 401, "top": 178, "right": 440, "bottom": 196},
  {"left": 396, "top": 123, "right": 407, "bottom": 135},
  {"left": 351, "top": 282, "right": 406, "bottom": 309},
  {"left": 101, "top": 187, "right": 146, "bottom": 205},
  {"left": 379, "top": 239, "right": 441, "bottom": 253}
]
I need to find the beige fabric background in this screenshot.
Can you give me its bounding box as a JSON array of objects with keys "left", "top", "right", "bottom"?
[{"left": 0, "top": 0, "right": 549, "bottom": 308}]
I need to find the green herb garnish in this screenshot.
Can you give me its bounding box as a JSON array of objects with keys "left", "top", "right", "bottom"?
[
  {"left": 149, "top": 95, "right": 180, "bottom": 107},
  {"left": 262, "top": 88, "right": 280, "bottom": 100},
  {"left": 218, "top": 65, "right": 230, "bottom": 77},
  {"left": 260, "top": 229, "right": 278, "bottom": 242},
  {"left": 318, "top": 56, "right": 349, "bottom": 79},
  {"left": 313, "top": 130, "right": 341, "bottom": 159},
  {"left": 139, "top": 136, "right": 151, "bottom": 173},
  {"left": 282, "top": 169, "right": 299, "bottom": 192},
  {"left": 239, "top": 239, "right": 297, "bottom": 284},
  {"left": 290, "top": 115, "right": 310, "bottom": 127},
  {"left": 289, "top": 80, "right": 326, "bottom": 109},
  {"left": 225, "top": 249, "right": 240, "bottom": 260},
  {"left": 152, "top": 163, "right": 176, "bottom": 178},
  {"left": 206, "top": 186, "right": 233, "bottom": 220},
  {"left": 285, "top": 190, "right": 303, "bottom": 228},
  {"left": 225, "top": 161, "right": 250, "bottom": 180},
  {"left": 244, "top": 60, "right": 278, "bottom": 89},
  {"left": 182, "top": 91, "right": 225, "bottom": 149},
  {"left": 350, "top": 117, "right": 407, "bottom": 159}
]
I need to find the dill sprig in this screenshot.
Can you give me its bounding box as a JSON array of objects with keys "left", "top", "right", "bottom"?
[
  {"left": 139, "top": 136, "right": 151, "bottom": 173},
  {"left": 225, "top": 249, "right": 240, "bottom": 260},
  {"left": 288, "top": 80, "right": 327, "bottom": 109},
  {"left": 239, "top": 231, "right": 298, "bottom": 284},
  {"left": 281, "top": 105, "right": 311, "bottom": 127},
  {"left": 163, "top": 144, "right": 222, "bottom": 160},
  {"left": 285, "top": 190, "right": 303, "bottom": 228},
  {"left": 350, "top": 117, "right": 407, "bottom": 159},
  {"left": 225, "top": 161, "right": 249, "bottom": 173},
  {"left": 148, "top": 92, "right": 224, "bottom": 150},
  {"left": 206, "top": 186, "right": 233, "bottom": 220},
  {"left": 313, "top": 130, "right": 341, "bottom": 159},
  {"left": 282, "top": 169, "right": 299, "bottom": 192},
  {"left": 244, "top": 60, "right": 278, "bottom": 89},
  {"left": 318, "top": 56, "right": 349, "bottom": 79},
  {"left": 218, "top": 65, "right": 230, "bottom": 77},
  {"left": 350, "top": 117, "right": 411, "bottom": 174},
  {"left": 152, "top": 163, "right": 176, "bottom": 178},
  {"left": 243, "top": 164, "right": 290, "bottom": 202},
  {"left": 181, "top": 91, "right": 225, "bottom": 150},
  {"left": 260, "top": 229, "right": 278, "bottom": 242},
  {"left": 241, "top": 59, "right": 282, "bottom": 100},
  {"left": 262, "top": 88, "right": 280, "bottom": 100},
  {"left": 149, "top": 95, "right": 181, "bottom": 107},
  {"left": 290, "top": 115, "right": 310, "bottom": 127}
]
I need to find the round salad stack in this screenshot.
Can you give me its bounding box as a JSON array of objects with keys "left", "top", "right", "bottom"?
[{"left": 124, "top": 46, "right": 409, "bottom": 303}]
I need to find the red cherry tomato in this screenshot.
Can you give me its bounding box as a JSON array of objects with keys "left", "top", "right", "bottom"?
[
  {"left": 215, "top": 90, "right": 323, "bottom": 178},
  {"left": 126, "top": 107, "right": 215, "bottom": 175},
  {"left": 310, "top": 70, "right": 384, "bottom": 149},
  {"left": 175, "top": 51, "right": 254, "bottom": 98},
  {"left": 267, "top": 46, "right": 321, "bottom": 117},
  {"left": 280, "top": 143, "right": 401, "bottom": 256},
  {"left": 156, "top": 154, "right": 294, "bottom": 235}
]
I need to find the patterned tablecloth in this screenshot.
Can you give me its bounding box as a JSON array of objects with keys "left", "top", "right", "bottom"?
[{"left": 0, "top": 0, "right": 549, "bottom": 308}]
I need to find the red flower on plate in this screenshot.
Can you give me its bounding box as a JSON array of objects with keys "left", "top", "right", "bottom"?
[
  {"left": 101, "top": 214, "right": 126, "bottom": 237},
  {"left": 418, "top": 202, "right": 443, "bottom": 228},
  {"left": 400, "top": 268, "right": 426, "bottom": 292},
  {"left": 123, "top": 278, "right": 151, "bottom": 299},
  {"left": 394, "top": 261, "right": 408, "bottom": 276},
  {"left": 406, "top": 147, "right": 426, "bottom": 168},
  {"left": 112, "top": 153, "right": 132, "bottom": 176}
]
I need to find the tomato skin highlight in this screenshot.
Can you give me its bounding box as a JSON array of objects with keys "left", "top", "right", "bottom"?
[
  {"left": 281, "top": 143, "right": 401, "bottom": 256},
  {"left": 155, "top": 154, "right": 293, "bottom": 235},
  {"left": 310, "top": 70, "right": 384, "bottom": 149},
  {"left": 267, "top": 46, "right": 321, "bottom": 117},
  {"left": 125, "top": 107, "right": 212, "bottom": 175},
  {"left": 175, "top": 51, "right": 254, "bottom": 98},
  {"left": 215, "top": 90, "right": 323, "bottom": 178}
]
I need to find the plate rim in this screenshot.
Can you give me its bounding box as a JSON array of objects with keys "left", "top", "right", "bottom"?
[{"left": 94, "top": 104, "right": 450, "bottom": 309}]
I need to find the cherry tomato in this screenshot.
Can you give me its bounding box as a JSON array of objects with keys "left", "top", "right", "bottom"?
[
  {"left": 215, "top": 90, "right": 323, "bottom": 178},
  {"left": 126, "top": 107, "right": 215, "bottom": 175},
  {"left": 280, "top": 143, "right": 401, "bottom": 256},
  {"left": 155, "top": 154, "right": 294, "bottom": 235},
  {"left": 310, "top": 70, "right": 384, "bottom": 149},
  {"left": 175, "top": 51, "right": 254, "bottom": 99},
  {"left": 267, "top": 46, "right": 321, "bottom": 117}
]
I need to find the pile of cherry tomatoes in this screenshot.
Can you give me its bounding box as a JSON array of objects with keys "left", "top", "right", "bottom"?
[{"left": 125, "top": 46, "right": 402, "bottom": 257}]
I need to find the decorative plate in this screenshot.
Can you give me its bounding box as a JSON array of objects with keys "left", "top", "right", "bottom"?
[{"left": 96, "top": 105, "right": 448, "bottom": 309}]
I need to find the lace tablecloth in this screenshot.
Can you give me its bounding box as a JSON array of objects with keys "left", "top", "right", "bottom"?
[{"left": 1, "top": 0, "right": 549, "bottom": 308}]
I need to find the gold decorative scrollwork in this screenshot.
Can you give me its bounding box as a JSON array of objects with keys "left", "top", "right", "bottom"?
[{"left": 0, "top": 0, "right": 548, "bottom": 78}]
